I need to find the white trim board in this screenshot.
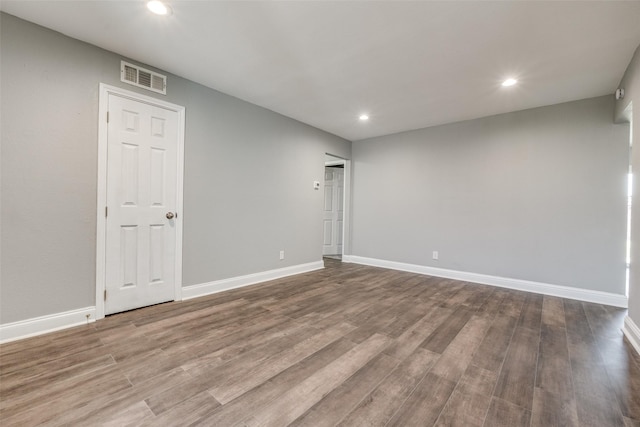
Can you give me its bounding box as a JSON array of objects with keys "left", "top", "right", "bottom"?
[
  {"left": 0, "top": 307, "right": 96, "bottom": 344},
  {"left": 624, "top": 316, "right": 640, "bottom": 356},
  {"left": 183, "top": 261, "right": 324, "bottom": 300},
  {"left": 343, "top": 255, "right": 628, "bottom": 308}
]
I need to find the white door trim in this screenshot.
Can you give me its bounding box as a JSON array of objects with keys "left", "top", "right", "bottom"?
[{"left": 96, "top": 83, "right": 185, "bottom": 320}]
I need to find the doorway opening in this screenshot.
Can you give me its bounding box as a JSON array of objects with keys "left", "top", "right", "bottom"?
[
  {"left": 95, "top": 84, "right": 185, "bottom": 320},
  {"left": 323, "top": 154, "right": 349, "bottom": 261}
]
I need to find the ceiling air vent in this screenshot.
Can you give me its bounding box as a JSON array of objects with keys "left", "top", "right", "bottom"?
[{"left": 120, "top": 61, "right": 166, "bottom": 95}]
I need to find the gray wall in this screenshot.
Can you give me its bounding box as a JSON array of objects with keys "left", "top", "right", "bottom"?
[
  {"left": 0, "top": 13, "right": 350, "bottom": 324},
  {"left": 352, "top": 96, "right": 629, "bottom": 294},
  {"left": 615, "top": 43, "right": 640, "bottom": 323}
]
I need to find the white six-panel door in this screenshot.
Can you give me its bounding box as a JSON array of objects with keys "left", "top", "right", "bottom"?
[
  {"left": 323, "top": 167, "right": 344, "bottom": 256},
  {"left": 104, "top": 93, "right": 179, "bottom": 315}
]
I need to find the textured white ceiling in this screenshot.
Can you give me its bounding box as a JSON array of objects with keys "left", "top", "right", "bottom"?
[{"left": 2, "top": 1, "right": 640, "bottom": 141}]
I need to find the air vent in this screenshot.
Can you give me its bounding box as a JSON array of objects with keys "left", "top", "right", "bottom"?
[{"left": 120, "top": 61, "right": 166, "bottom": 95}]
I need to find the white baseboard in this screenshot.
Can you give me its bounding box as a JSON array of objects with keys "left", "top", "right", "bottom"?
[
  {"left": 2, "top": 258, "right": 626, "bottom": 344},
  {"left": 182, "top": 261, "right": 325, "bottom": 300},
  {"left": 623, "top": 316, "right": 640, "bottom": 356},
  {"left": 0, "top": 306, "right": 96, "bottom": 344},
  {"left": 344, "top": 255, "right": 627, "bottom": 308},
  {"left": 0, "top": 262, "right": 324, "bottom": 344}
]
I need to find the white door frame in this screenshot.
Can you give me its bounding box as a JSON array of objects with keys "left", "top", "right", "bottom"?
[
  {"left": 95, "top": 83, "right": 185, "bottom": 320},
  {"left": 324, "top": 154, "right": 351, "bottom": 258}
]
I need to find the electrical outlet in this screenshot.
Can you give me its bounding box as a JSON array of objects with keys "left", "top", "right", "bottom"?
[
  {"left": 280, "top": 250, "right": 285, "bottom": 260},
  {"left": 432, "top": 251, "right": 439, "bottom": 260}
]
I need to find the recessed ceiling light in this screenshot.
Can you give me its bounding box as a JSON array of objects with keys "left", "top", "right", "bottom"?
[
  {"left": 359, "top": 114, "right": 369, "bottom": 121},
  {"left": 147, "top": 1, "right": 171, "bottom": 15},
  {"left": 502, "top": 78, "right": 518, "bottom": 87}
]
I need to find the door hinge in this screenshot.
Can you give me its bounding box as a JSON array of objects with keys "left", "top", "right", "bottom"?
[
  {"left": 105, "top": 206, "right": 108, "bottom": 217},
  {"left": 106, "top": 111, "right": 110, "bottom": 123},
  {"left": 104, "top": 290, "right": 107, "bottom": 301}
]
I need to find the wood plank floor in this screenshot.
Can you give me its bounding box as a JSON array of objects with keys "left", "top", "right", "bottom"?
[{"left": 2, "top": 259, "right": 639, "bottom": 426}]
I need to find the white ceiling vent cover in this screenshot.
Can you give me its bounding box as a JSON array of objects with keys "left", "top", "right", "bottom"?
[{"left": 120, "top": 61, "right": 166, "bottom": 95}]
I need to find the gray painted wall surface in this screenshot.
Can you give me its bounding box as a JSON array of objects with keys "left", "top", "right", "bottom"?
[
  {"left": 352, "top": 96, "right": 629, "bottom": 294},
  {"left": 0, "top": 13, "right": 350, "bottom": 324},
  {"left": 616, "top": 43, "right": 640, "bottom": 322}
]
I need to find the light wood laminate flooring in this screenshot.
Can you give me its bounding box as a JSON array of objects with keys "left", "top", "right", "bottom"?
[{"left": 1, "top": 259, "right": 639, "bottom": 426}]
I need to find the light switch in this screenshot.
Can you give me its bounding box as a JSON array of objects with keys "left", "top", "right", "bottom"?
[{"left": 313, "top": 181, "right": 320, "bottom": 190}]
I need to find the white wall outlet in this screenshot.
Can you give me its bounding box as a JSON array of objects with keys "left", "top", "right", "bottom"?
[
  {"left": 432, "top": 251, "right": 439, "bottom": 260},
  {"left": 313, "top": 181, "right": 320, "bottom": 190},
  {"left": 280, "top": 250, "right": 285, "bottom": 260}
]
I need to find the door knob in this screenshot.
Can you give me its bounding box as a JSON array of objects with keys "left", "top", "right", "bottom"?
[{"left": 166, "top": 212, "right": 175, "bottom": 219}]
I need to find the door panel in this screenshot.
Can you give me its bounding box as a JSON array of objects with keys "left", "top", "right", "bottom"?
[
  {"left": 105, "top": 94, "right": 178, "bottom": 315},
  {"left": 323, "top": 219, "right": 333, "bottom": 245},
  {"left": 322, "top": 167, "right": 344, "bottom": 256}
]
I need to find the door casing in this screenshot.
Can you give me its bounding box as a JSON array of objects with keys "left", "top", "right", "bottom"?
[{"left": 95, "top": 83, "right": 185, "bottom": 320}]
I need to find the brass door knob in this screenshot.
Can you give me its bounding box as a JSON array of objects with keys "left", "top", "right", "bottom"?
[{"left": 166, "top": 212, "right": 175, "bottom": 219}]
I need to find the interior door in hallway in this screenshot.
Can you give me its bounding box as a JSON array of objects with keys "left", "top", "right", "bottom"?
[
  {"left": 104, "top": 94, "right": 179, "bottom": 315},
  {"left": 323, "top": 166, "right": 344, "bottom": 256}
]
